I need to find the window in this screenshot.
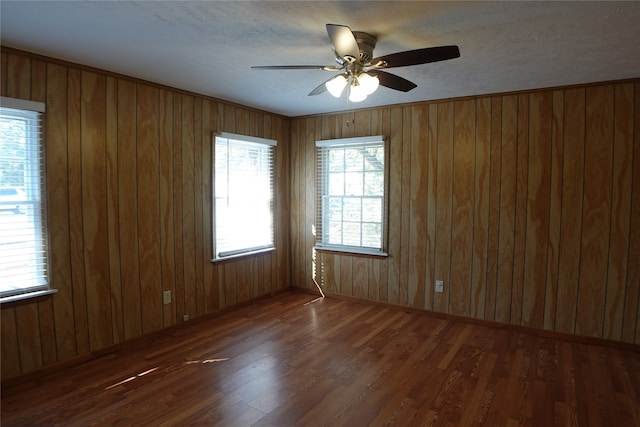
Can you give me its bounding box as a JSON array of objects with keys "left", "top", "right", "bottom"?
[
  {"left": 0, "top": 97, "right": 53, "bottom": 302},
  {"left": 316, "top": 135, "right": 388, "bottom": 256},
  {"left": 213, "top": 132, "right": 277, "bottom": 260}
]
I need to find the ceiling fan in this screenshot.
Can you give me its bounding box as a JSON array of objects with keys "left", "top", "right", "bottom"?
[{"left": 252, "top": 24, "right": 460, "bottom": 102}]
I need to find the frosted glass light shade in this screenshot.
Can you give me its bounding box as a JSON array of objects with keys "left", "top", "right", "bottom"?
[
  {"left": 349, "top": 83, "right": 368, "bottom": 102},
  {"left": 357, "top": 73, "right": 379, "bottom": 95},
  {"left": 326, "top": 75, "right": 348, "bottom": 97}
]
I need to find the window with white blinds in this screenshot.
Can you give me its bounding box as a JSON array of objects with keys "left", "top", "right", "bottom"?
[
  {"left": 0, "top": 97, "right": 52, "bottom": 302},
  {"left": 316, "top": 135, "right": 388, "bottom": 256},
  {"left": 213, "top": 132, "right": 277, "bottom": 260}
]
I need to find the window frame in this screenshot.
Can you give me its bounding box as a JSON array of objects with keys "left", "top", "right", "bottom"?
[
  {"left": 211, "top": 131, "right": 277, "bottom": 262},
  {"left": 0, "top": 96, "right": 56, "bottom": 304},
  {"left": 315, "top": 135, "right": 389, "bottom": 257}
]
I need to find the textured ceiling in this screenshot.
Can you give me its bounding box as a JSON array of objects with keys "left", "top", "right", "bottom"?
[{"left": 2, "top": 1, "right": 639, "bottom": 117}]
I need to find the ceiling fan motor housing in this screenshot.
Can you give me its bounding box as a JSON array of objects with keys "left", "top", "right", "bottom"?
[{"left": 352, "top": 31, "right": 377, "bottom": 64}]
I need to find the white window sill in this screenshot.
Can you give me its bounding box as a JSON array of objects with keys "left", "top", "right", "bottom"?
[
  {"left": 1, "top": 289, "right": 58, "bottom": 305},
  {"left": 315, "top": 245, "right": 389, "bottom": 258},
  {"left": 210, "top": 246, "right": 276, "bottom": 264}
]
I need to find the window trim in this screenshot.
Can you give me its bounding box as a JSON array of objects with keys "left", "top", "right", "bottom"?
[
  {"left": 211, "top": 131, "right": 277, "bottom": 262},
  {"left": 0, "top": 96, "right": 53, "bottom": 304},
  {"left": 315, "top": 135, "right": 389, "bottom": 257}
]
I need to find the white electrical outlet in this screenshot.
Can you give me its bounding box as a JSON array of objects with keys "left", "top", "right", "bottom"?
[
  {"left": 163, "top": 290, "right": 171, "bottom": 305},
  {"left": 435, "top": 280, "right": 444, "bottom": 293},
  {"left": 183, "top": 314, "right": 189, "bottom": 321}
]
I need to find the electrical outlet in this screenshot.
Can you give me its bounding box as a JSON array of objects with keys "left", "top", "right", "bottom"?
[
  {"left": 435, "top": 280, "right": 444, "bottom": 293},
  {"left": 183, "top": 314, "right": 189, "bottom": 322},
  {"left": 162, "top": 290, "right": 171, "bottom": 305}
]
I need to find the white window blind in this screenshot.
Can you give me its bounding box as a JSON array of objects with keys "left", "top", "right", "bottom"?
[
  {"left": 0, "top": 97, "right": 51, "bottom": 301},
  {"left": 213, "top": 132, "right": 277, "bottom": 260},
  {"left": 316, "top": 135, "right": 388, "bottom": 255}
]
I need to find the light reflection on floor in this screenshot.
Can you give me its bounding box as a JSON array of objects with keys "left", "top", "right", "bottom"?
[{"left": 104, "top": 358, "right": 229, "bottom": 390}]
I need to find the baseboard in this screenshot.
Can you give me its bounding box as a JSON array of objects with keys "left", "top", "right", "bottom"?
[{"left": 290, "top": 286, "right": 640, "bottom": 353}]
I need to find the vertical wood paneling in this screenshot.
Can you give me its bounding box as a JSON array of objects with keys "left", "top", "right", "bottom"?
[
  {"left": 398, "top": 106, "right": 412, "bottom": 306},
  {"left": 0, "top": 51, "right": 7, "bottom": 94},
  {"left": 81, "top": 71, "right": 112, "bottom": 350},
  {"left": 159, "top": 89, "right": 177, "bottom": 325},
  {"left": 408, "top": 105, "right": 428, "bottom": 308},
  {"left": 543, "top": 90, "right": 564, "bottom": 331},
  {"left": 46, "top": 63, "right": 76, "bottom": 360},
  {"left": 117, "top": 79, "right": 142, "bottom": 340},
  {"left": 495, "top": 96, "right": 517, "bottom": 323},
  {"left": 105, "top": 76, "right": 123, "bottom": 344},
  {"left": 136, "top": 84, "right": 163, "bottom": 334},
  {"left": 556, "top": 88, "right": 586, "bottom": 334},
  {"left": 470, "top": 97, "right": 491, "bottom": 319},
  {"left": 306, "top": 116, "right": 318, "bottom": 292},
  {"left": 380, "top": 107, "right": 391, "bottom": 303},
  {"left": 485, "top": 97, "right": 502, "bottom": 321},
  {"left": 295, "top": 116, "right": 308, "bottom": 291},
  {"left": 6, "top": 53, "right": 30, "bottom": 98},
  {"left": 277, "top": 117, "right": 290, "bottom": 292},
  {"left": 576, "top": 85, "right": 614, "bottom": 338},
  {"left": 1, "top": 310, "right": 19, "bottom": 378},
  {"left": 386, "top": 107, "right": 403, "bottom": 304},
  {"left": 290, "top": 118, "right": 301, "bottom": 290},
  {"left": 67, "top": 68, "right": 90, "bottom": 353},
  {"left": 522, "top": 92, "right": 552, "bottom": 328},
  {"left": 511, "top": 94, "right": 529, "bottom": 325},
  {"left": 352, "top": 257, "right": 368, "bottom": 299},
  {"left": 193, "top": 99, "right": 204, "bottom": 313},
  {"left": 201, "top": 100, "right": 216, "bottom": 313},
  {"left": 604, "top": 83, "right": 633, "bottom": 340},
  {"left": 182, "top": 95, "right": 196, "bottom": 318},
  {"left": 450, "top": 100, "right": 475, "bottom": 317},
  {"left": 622, "top": 83, "right": 640, "bottom": 344},
  {"left": 424, "top": 105, "right": 438, "bottom": 310},
  {"left": 173, "top": 95, "right": 186, "bottom": 317},
  {"left": 15, "top": 304, "right": 42, "bottom": 372},
  {"left": 1, "top": 50, "right": 291, "bottom": 380},
  {"left": 434, "top": 102, "right": 454, "bottom": 313}
]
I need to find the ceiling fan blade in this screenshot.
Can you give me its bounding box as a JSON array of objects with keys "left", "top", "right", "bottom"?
[
  {"left": 371, "top": 45, "right": 460, "bottom": 68},
  {"left": 308, "top": 79, "right": 330, "bottom": 96},
  {"left": 326, "top": 24, "right": 360, "bottom": 62},
  {"left": 251, "top": 65, "right": 340, "bottom": 71},
  {"left": 374, "top": 70, "right": 417, "bottom": 92}
]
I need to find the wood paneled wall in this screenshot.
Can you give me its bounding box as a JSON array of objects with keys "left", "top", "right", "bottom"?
[
  {"left": 290, "top": 82, "right": 640, "bottom": 344},
  {"left": 0, "top": 49, "right": 290, "bottom": 380}
]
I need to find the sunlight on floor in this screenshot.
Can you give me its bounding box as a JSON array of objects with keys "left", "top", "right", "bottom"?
[{"left": 104, "top": 359, "right": 230, "bottom": 390}]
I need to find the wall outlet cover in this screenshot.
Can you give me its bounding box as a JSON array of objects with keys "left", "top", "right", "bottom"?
[{"left": 163, "top": 290, "right": 171, "bottom": 305}]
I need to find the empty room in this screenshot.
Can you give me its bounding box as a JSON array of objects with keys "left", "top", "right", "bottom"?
[{"left": 1, "top": 1, "right": 639, "bottom": 426}]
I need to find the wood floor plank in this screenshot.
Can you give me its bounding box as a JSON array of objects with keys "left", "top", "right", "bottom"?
[{"left": 2, "top": 292, "right": 638, "bottom": 426}]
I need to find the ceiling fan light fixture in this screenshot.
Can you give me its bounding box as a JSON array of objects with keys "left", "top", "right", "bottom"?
[
  {"left": 326, "top": 74, "right": 348, "bottom": 97},
  {"left": 357, "top": 72, "right": 379, "bottom": 95},
  {"left": 348, "top": 81, "right": 368, "bottom": 102}
]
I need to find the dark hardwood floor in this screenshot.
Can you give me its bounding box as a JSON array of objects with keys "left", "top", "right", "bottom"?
[{"left": 2, "top": 291, "right": 639, "bottom": 426}]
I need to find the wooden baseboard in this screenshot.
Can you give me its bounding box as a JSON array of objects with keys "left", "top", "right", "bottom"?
[{"left": 290, "top": 286, "right": 640, "bottom": 353}]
